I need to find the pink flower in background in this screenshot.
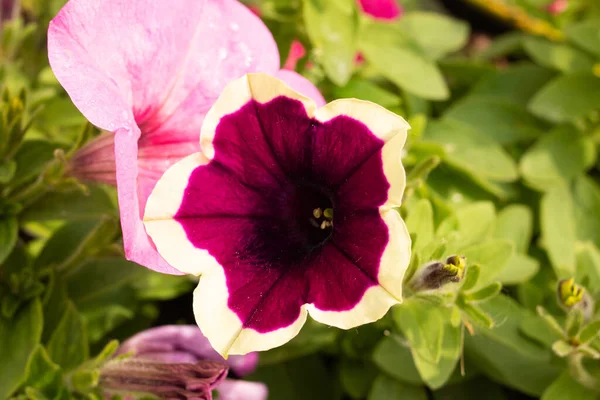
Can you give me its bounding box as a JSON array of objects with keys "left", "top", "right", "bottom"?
[
  {"left": 283, "top": 40, "right": 307, "bottom": 71},
  {"left": 546, "top": 0, "right": 568, "bottom": 15},
  {"left": 113, "top": 325, "right": 267, "bottom": 400},
  {"left": 357, "top": 0, "right": 403, "bottom": 20},
  {"left": 48, "top": 0, "right": 325, "bottom": 275}
]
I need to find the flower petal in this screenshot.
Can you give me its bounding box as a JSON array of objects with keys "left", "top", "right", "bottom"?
[
  {"left": 116, "top": 325, "right": 259, "bottom": 376},
  {"left": 274, "top": 70, "right": 326, "bottom": 107},
  {"left": 193, "top": 267, "right": 308, "bottom": 356},
  {"left": 308, "top": 209, "right": 410, "bottom": 327},
  {"left": 48, "top": 0, "right": 279, "bottom": 132},
  {"left": 143, "top": 153, "right": 222, "bottom": 275},
  {"left": 217, "top": 379, "right": 268, "bottom": 400},
  {"left": 201, "top": 73, "right": 317, "bottom": 160},
  {"left": 116, "top": 127, "right": 183, "bottom": 274},
  {"left": 314, "top": 99, "right": 410, "bottom": 143}
]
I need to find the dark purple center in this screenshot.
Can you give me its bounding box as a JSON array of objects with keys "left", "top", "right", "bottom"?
[{"left": 175, "top": 96, "right": 392, "bottom": 333}]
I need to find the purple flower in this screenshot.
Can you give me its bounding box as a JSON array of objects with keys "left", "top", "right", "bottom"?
[
  {"left": 143, "top": 73, "right": 412, "bottom": 356},
  {"left": 112, "top": 325, "right": 267, "bottom": 400},
  {"left": 48, "top": 0, "right": 325, "bottom": 275}
]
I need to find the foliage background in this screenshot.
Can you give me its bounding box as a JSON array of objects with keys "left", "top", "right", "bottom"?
[{"left": 1, "top": 0, "right": 600, "bottom": 399}]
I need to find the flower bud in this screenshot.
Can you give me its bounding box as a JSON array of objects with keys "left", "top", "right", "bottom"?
[
  {"left": 558, "top": 278, "right": 595, "bottom": 321},
  {"left": 67, "top": 132, "right": 117, "bottom": 186},
  {"left": 411, "top": 255, "right": 466, "bottom": 291},
  {"left": 99, "top": 358, "right": 227, "bottom": 400}
]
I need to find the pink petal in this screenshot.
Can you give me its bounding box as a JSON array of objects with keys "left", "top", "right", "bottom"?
[
  {"left": 117, "top": 325, "right": 259, "bottom": 377},
  {"left": 357, "top": 0, "right": 403, "bottom": 20},
  {"left": 275, "top": 70, "right": 326, "bottom": 107},
  {"left": 217, "top": 380, "right": 268, "bottom": 400},
  {"left": 282, "top": 40, "right": 306, "bottom": 71},
  {"left": 49, "top": 0, "right": 282, "bottom": 274}
]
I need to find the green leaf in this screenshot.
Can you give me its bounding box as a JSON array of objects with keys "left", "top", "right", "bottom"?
[
  {"left": 444, "top": 97, "right": 546, "bottom": 145},
  {"left": 333, "top": 78, "right": 401, "bottom": 108},
  {"left": 573, "top": 176, "right": 600, "bottom": 246},
  {"left": 372, "top": 336, "right": 423, "bottom": 386},
  {"left": 393, "top": 300, "right": 445, "bottom": 363},
  {"left": 565, "top": 19, "right": 600, "bottom": 58},
  {"left": 529, "top": 74, "right": 600, "bottom": 123},
  {"left": 10, "top": 140, "right": 57, "bottom": 188},
  {"left": 522, "top": 36, "right": 595, "bottom": 73},
  {"left": 0, "top": 215, "right": 18, "bottom": 264},
  {"left": 541, "top": 371, "right": 598, "bottom": 400},
  {"left": 494, "top": 253, "right": 540, "bottom": 286},
  {"left": 398, "top": 12, "right": 469, "bottom": 60},
  {"left": 424, "top": 120, "right": 518, "bottom": 183},
  {"left": 464, "top": 296, "right": 561, "bottom": 396},
  {"left": 541, "top": 184, "right": 576, "bottom": 276},
  {"left": 368, "top": 375, "right": 428, "bottom": 400},
  {"left": 359, "top": 22, "right": 448, "bottom": 100},
  {"left": 551, "top": 340, "right": 574, "bottom": 357},
  {"left": 406, "top": 199, "right": 434, "bottom": 252},
  {"left": 34, "top": 218, "right": 119, "bottom": 272},
  {"left": 579, "top": 320, "right": 600, "bottom": 345},
  {"left": 47, "top": 301, "right": 88, "bottom": 371},
  {"left": 21, "top": 186, "right": 116, "bottom": 222},
  {"left": 459, "top": 302, "right": 494, "bottom": 328},
  {"left": 64, "top": 258, "right": 146, "bottom": 306},
  {"left": 566, "top": 309, "right": 583, "bottom": 338},
  {"left": 461, "top": 264, "right": 480, "bottom": 292},
  {"left": 432, "top": 377, "right": 508, "bottom": 400},
  {"left": 493, "top": 205, "right": 533, "bottom": 253},
  {"left": 536, "top": 306, "right": 566, "bottom": 338},
  {"left": 454, "top": 202, "right": 496, "bottom": 246},
  {"left": 20, "top": 345, "right": 63, "bottom": 398},
  {"left": 303, "top": 0, "right": 357, "bottom": 85},
  {"left": 0, "top": 299, "right": 43, "bottom": 400},
  {"left": 249, "top": 355, "right": 339, "bottom": 400},
  {"left": 461, "top": 240, "right": 514, "bottom": 288},
  {"left": 477, "top": 32, "right": 525, "bottom": 61},
  {"left": 520, "top": 126, "right": 596, "bottom": 192},
  {"left": 412, "top": 324, "right": 461, "bottom": 389},
  {"left": 470, "top": 64, "right": 556, "bottom": 107},
  {"left": 576, "top": 243, "right": 600, "bottom": 293},
  {"left": 0, "top": 160, "right": 16, "bottom": 183},
  {"left": 463, "top": 282, "right": 502, "bottom": 303},
  {"left": 520, "top": 315, "right": 562, "bottom": 348},
  {"left": 339, "top": 360, "right": 377, "bottom": 399},
  {"left": 259, "top": 318, "right": 339, "bottom": 365}
]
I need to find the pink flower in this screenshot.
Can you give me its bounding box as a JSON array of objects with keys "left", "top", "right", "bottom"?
[
  {"left": 113, "top": 325, "right": 267, "bottom": 400},
  {"left": 357, "top": 0, "right": 403, "bottom": 20},
  {"left": 143, "top": 74, "right": 411, "bottom": 355},
  {"left": 283, "top": 40, "right": 307, "bottom": 71},
  {"left": 546, "top": 0, "right": 568, "bottom": 15},
  {"left": 48, "top": 0, "right": 325, "bottom": 275}
]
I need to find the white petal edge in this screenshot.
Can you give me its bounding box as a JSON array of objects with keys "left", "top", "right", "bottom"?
[
  {"left": 307, "top": 209, "right": 410, "bottom": 328},
  {"left": 200, "top": 73, "right": 318, "bottom": 159},
  {"left": 380, "top": 133, "right": 408, "bottom": 208},
  {"left": 314, "top": 98, "right": 410, "bottom": 143},
  {"left": 193, "top": 267, "right": 308, "bottom": 357},
  {"left": 143, "top": 152, "right": 220, "bottom": 276}
]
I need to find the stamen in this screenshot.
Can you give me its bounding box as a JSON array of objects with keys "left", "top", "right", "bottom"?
[
  {"left": 323, "top": 208, "right": 333, "bottom": 220},
  {"left": 313, "top": 208, "right": 322, "bottom": 218}
]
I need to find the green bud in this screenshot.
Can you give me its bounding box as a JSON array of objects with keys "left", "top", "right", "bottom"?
[
  {"left": 558, "top": 278, "right": 584, "bottom": 308},
  {"left": 410, "top": 255, "right": 466, "bottom": 291}
]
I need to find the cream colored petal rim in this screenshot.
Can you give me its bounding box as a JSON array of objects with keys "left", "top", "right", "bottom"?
[
  {"left": 142, "top": 152, "right": 220, "bottom": 276},
  {"left": 193, "top": 268, "right": 308, "bottom": 357},
  {"left": 200, "top": 73, "right": 318, "bottom": 159},
  {"left": 314, "top": 98, "right": 410, "bottom": 143}
]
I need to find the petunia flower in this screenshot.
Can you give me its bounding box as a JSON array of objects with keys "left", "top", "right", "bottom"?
[
  {"left": 48, "top": 0, "right": 325, "bottom": 275},
  {"left": 143, "top": 73, "right": 411, "bottom": 356},
  {"left": 112, "top": 325, "right": 267, "bottom": 400},
  {"left": 357, "top": 0, "right": 403, "bottom": 20},
  {"left": 546, "top": 0, "right": 568, "bottom": 15}
]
